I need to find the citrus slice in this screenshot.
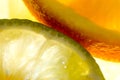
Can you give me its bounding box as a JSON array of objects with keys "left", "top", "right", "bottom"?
[
  {"left": 23, "top": 0, "right": 120, "bottom": 62},
  {"left": 57, "top": 0, "right": 120, "bottom": 31},
  {"left": 0, "top": 19, "right": 104, "bottom": 80}
]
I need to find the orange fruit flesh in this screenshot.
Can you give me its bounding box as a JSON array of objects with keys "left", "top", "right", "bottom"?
[
  {"left": 23, "top": 0, "right": 120, "bottom": 62},
  {"left": 58, "top": 0, "right": 120, "bottom": 32}
]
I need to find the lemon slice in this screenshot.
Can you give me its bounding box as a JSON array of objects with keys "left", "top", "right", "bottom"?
[{"left": 0, "top": 19, "right": 104, "bottom": 80}]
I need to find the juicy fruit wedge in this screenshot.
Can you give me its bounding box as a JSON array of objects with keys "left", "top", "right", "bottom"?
[
  {"left": 0, "top": 19, "right": 104, "bottom": 80},
  {"left": 23, "top": 0, "right": 120, "bottom": 62}
]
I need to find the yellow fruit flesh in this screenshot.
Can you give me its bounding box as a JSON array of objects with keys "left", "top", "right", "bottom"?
[{"left": 0, "top": 29, "right": 94, "bottom": 80}]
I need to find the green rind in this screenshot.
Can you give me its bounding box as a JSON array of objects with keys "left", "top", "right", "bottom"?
[{"left": 0, "top": 19, "right": 105, "bottom": 80}]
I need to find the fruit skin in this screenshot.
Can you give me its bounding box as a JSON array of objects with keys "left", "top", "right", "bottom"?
[
  {"left": 0, "top": 19, "right": 105, "bottom": 80},
  {"left": 23, "top": 0, "right": 120, "bottom": 62}
]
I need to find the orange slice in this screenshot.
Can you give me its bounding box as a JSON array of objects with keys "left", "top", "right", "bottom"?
[{"left": 23, "top": 0, "right": 120, "bottom": 62}]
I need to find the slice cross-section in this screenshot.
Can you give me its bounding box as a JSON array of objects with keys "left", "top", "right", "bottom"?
[{"left": 0, "top": 19, "right": 104, "bottom": 80}]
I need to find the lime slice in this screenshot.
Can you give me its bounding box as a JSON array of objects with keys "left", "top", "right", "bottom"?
[{"left": 0, "top": 19, "right": 104, "bottom": 80}]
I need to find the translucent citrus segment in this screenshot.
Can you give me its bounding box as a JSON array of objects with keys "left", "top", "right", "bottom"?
[
  {"left": 0, "top": 29, "right": 89, "bottom": 80},
  {"left": 0, "top": 19, "right": 104, "bottom": 80},
  {"left": 23, "top": 0, "right": 120, "bottom": 62}
]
